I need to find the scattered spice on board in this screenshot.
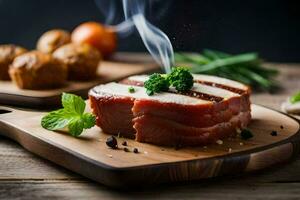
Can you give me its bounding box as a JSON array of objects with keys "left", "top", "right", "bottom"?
[
  {"left": 106, "top": 136, "right": 118, "bottom": 149},
  {"left": 133, "top": 148, "right": 139, "bottom": 153},
  {"left": 280, "top": 125, "right": 284, "bottom": 129},
  {"left": 271, "top": 131, "right": 278, "bottom": 136},
  {"left": 241, "top": 129, "right": 253, "bottom": 140}
]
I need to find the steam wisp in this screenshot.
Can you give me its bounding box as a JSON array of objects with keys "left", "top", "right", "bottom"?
[
  {"left": 122, "top": 0, "right": 174, "bottom": 73},
  {"left": 131, "top": 14, "right": 174, "bottom": 73},
  {"left": 95, "top": 0, "right": 174, "bottom": 73}
]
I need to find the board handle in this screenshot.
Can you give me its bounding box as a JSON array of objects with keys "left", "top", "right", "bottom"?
[
  {"left": 0, "top": 106, "right": 25, "bottom": 122},
  {"left": 0, "top": 106, "right": 25, "bottom": 139},
  {"left": 0, "top": 106, "right": 14, "bottom": 115}
]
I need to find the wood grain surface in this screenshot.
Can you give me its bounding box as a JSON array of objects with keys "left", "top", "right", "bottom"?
[
  {"left": 0, "top": 59, "right": 300, "bottom": 199},
  {"left": 0, "top": 102, "right": 299, "bottom": 187}
]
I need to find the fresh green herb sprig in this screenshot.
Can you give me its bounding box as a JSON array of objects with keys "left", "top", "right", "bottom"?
[
  {"left": 144, "top": 67, "right": 193, "bottom": 95},
  {"left": 128, "top": 86, "right": 135, "bottom": 93},
  {"left": 167, "top": 67, "right": 194, "bottom": 92},
  {"left": 290, "top": 91, "right": 300, "bottom": 104},
  {"left": 41, "top": 93, "right": 96, "bottom": 137},
  {"left": 175, "top": 49, "right": 279, "bottom": 91},
  {"left": 144, "top": 73, "right": 170, "bottom": 95}
]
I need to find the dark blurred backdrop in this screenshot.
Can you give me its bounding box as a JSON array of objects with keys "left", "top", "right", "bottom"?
[{"left": 0, "top": 0, "right": 299, "bottom": 62}]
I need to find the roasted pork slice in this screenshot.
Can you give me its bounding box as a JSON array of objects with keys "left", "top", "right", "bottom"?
[
  {"left": 134, "top": 111, "right": 251, "bottom": 146},
  {"left": 89, "top": 74, "right": 251, "bottom": 146},
  {"left": 121, "top": 74, "right": 251, "bottom": 127}
]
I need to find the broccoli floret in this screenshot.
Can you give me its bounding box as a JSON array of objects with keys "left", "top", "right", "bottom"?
[
  {"left": 144, "top": 73, "right": 170, "bottom": 96},
  {"left": 167, "top": 67, "right": 194, "bottom": 92},
  {"left": 143, "top": 67, "right": 193, "bottom": 96}
]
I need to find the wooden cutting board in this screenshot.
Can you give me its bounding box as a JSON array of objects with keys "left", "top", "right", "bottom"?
[
  {"left": 0, "top": 60, "right": 158, "bottom": 108},
  {"left": 0, "top": 104, "right": 299, "bottom": 188}
]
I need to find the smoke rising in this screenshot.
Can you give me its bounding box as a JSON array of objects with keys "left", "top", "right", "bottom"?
[{"left": 95, "top": 0, "right": 174, "bottom": 73}]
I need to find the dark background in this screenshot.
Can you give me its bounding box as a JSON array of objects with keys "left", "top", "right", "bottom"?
[{"left": 0, "top": 0, "right": 299, "bottom": 62}]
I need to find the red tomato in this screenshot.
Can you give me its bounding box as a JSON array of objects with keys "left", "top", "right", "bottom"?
[{"left": 71, "top": 22, "right": 117, "bottom": 58}]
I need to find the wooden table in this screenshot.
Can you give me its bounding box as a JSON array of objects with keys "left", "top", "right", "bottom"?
[{"left": 0, "top": 63, "right": 299, "bottom": 200}]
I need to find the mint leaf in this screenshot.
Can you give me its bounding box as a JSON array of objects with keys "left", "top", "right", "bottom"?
[
  {"left": 82, "top": 113, "right": 96, "bottom": 129},
  {"left": 41, "top": 109, "right": 71, "bottom": 130},
  {"left": 41, "top": 93, "right": 96, "bottom": 137},
  {"left": 62, "top": 93, "right": 85, "bottom": 114},
  {"left": 68, "top": 118, "right": 84, "bottom": 137},
  {"left": 290, "top": 91, "right": 300, "bottom": 104}
]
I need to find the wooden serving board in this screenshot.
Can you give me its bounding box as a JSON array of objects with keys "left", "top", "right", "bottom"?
[
  {"left": 0, "top": 60, "right": 158, "bottom": 108},
  {"left": 0, "top": 104, "right": 299, "bottom": 188}
]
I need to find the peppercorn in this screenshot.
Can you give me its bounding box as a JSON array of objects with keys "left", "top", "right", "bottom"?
[
  {"left": 106, "top": 136, "right": 118, "bottom": 149},
  {"left": 241, "top": 129, "right": 253, "bottom": 140},
  {"left": 123, "top": 147, "right": 129, "bottom": 152},
  {"left": 271, "top": 131, "right": 278, "bottom": 136},
  {"left": 133, "top": 148, "right": 139, "bottom": 153},
  {"left": 280, "top": 125, "right": 284, "bottom": 129},
  {"left": 122, "top": 141, "right": 127, "bottom": 146}
]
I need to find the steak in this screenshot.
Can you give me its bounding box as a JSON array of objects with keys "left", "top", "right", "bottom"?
[{"left": 89, "top": 74, "right": 251, "bottom": 146}]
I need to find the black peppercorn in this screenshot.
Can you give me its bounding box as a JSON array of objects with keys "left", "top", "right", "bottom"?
[
  {"left": 106, "top": 136, "right": 118, "bottom": 149},
  {"left": 122, "top": 141, "right": 127, "bottom": 146},
  {"left": 123, "top": 147, "right": 129, "bottom": 152},
  {"left": 133, "top": 148, "right": 139, "bottom": 153},
  {"left": 271, "top": 131, "right": 277, "bottom": 136},
  {"left": 241, "top": 129, "right": 253, "bottom": 140},
  {"left": 280, "top": 125, "right": 284, "bottom": 129}
]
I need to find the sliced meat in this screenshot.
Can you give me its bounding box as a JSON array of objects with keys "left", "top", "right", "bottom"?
[
  {"left": 89, "top": 74, "right": 251, "bottom": 146},
  {"left": 122, "top": 75, "right": 250, "bottom": 127},
  {"left": 89, "top": 94, "right": 135, "bottom": 138},
  {"left": 134, "top": 111, "right": 251, "bottom": 146}
]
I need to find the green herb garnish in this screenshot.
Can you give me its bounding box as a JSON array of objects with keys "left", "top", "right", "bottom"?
[
  {"left": 128, "top": 86, "right": 135, "bottom": 93},
  {"left": 167, "top": 67, "right": 194, "bottom": 93},
  {"left": 41, "top": 93, "right": 96, "bottom": 137},
  {"left": 144, "top": 67, "right": 193, "bottom": 95},
  {"left": 240, "top": 129, "right": 253, "bottom": 140},
  {"left": 144, "top": 73, "right": 170, "bottom": 95},
  {"left": 290, "top": 91, "right": 300, "bottom": 104},
  {"left": 175, "top": 49, "right": 278, "bottom": 91}
]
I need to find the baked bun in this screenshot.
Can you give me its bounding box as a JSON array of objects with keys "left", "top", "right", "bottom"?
[
  {"left": 9, "top": 51, "right": 67, "bottom": 89},
  {"left": 37, "top": 29, "right": 71, "bottom": 54},
  {"left": 53, "top": 43, "right": 101, "bottom": 81},
  {"left": 0, "top": 44, "right": 27, "bottom": 80}
]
